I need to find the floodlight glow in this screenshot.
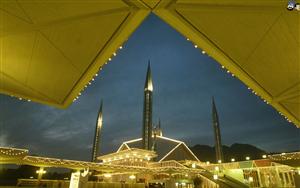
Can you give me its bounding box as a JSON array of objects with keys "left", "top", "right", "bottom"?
[
  {"left": 104, "top": 173, "right": 112, "bottom": 178},
  {"left": 192, "top": 163, "right": 196, "bottom": 168},
  {"left": 249, "top": 177, "right": 253, "bottom": 182},
  {"left": 213, "top": 175, "right": 218, "bottom": 180},
  {"left": 36, "top": 169, "right": 46, "bottom": 174}
]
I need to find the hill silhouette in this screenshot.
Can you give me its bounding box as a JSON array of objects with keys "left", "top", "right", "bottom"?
[{"left": 190, "top": 143, "right": 266, "bottom": 162}]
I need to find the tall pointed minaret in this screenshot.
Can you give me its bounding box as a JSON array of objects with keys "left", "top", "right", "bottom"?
[
  {"left": 158, "top": 118, "right": 161, "bottom": 129},
  {"left": 212, "top": 97, "right": 224, "bottom": 163},
  {"left": 92, "top": 100, "right": 103, "bottom": 162},
  {"left": 142, "top": 61, "right": 153, "bottom": 150},
  {"left": 152, "top": 119, "right": 162, "bottom": 152},
  {"left": 157, "top": 118, "right": 163, "bottom": 136}
]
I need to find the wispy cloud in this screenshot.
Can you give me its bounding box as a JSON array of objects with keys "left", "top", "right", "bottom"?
[
  {"left": 43, "top": 127, "right": 81, "bottom": 141},
  {"left": 0, "top": 133, "right": 13, "bottom": 147}
]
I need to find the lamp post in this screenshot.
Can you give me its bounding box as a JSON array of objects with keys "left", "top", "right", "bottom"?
[
  {"left": 36, "top": 167, "right": 46, "bottom": 185},
  {"left": 129, "top": 175, "right": 136, "bottom": 183}
]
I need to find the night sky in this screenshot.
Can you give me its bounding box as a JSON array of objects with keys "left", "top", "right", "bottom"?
[{"left": 0, "top": 14, "right": 299, "bottom": 161}]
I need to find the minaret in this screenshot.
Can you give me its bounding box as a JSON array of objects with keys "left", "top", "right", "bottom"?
[
  {"left": 212, "top": 97, "right": 224, "bottom": 163},
  {"left": 152, "top": 125, "right": 157, "bottom": 152},
  {"left": 92, "top": 100, "right": 103, "bottom": 162},
  {"left": 142, "top": 61, "right": 153, "bottom": 150},
  {"left": 157, "top": 118, "right": 163, "bottom": 136},
  {"left": 152, "top": 119, "right": 162, "bottom": 152}
]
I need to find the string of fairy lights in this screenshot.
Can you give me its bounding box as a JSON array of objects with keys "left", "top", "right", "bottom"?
[
  {"left": 187, "top": 37, "right": 294, "bottom": 124},
  {"left": 0, "top": 147, "right": 28, "bottom": 156},
  {"left": 269, "top": 152, "right": 300, "bottom": 161},
  {"left": 1, "top": 153, "right": 201, "bottom": 173},
  {"left": 72, "top": 45, "right": 124, "bottom": 102},
  {"left": 8, "top": 43, "right": 124, "bottom": 104},
  {"left": 6, "top": 37, "right": 294, "bottom": 125},
  {"left": 1, "top": 146, "right": 299, "bottom": 179}
]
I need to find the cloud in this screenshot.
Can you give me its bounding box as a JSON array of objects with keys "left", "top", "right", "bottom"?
[
  {"left": 43, "top": 127, "right": 82, "bottom": 141},
  {"left": 0, "top": 133, "right": 13, "bottom": 147}
]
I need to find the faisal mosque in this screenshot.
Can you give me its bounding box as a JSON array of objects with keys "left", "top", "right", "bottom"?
[{"left": 1, "top": 0, "right": 300, "bottom": 188}]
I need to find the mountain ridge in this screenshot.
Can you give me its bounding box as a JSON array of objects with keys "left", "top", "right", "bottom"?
[{"left": 190, "top": 143, "right": 267, "bottom": 162}]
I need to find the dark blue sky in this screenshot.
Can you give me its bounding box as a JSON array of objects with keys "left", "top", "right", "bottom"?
[{"left": 0, "top": 14, "right": 299, "bottom": 161}]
